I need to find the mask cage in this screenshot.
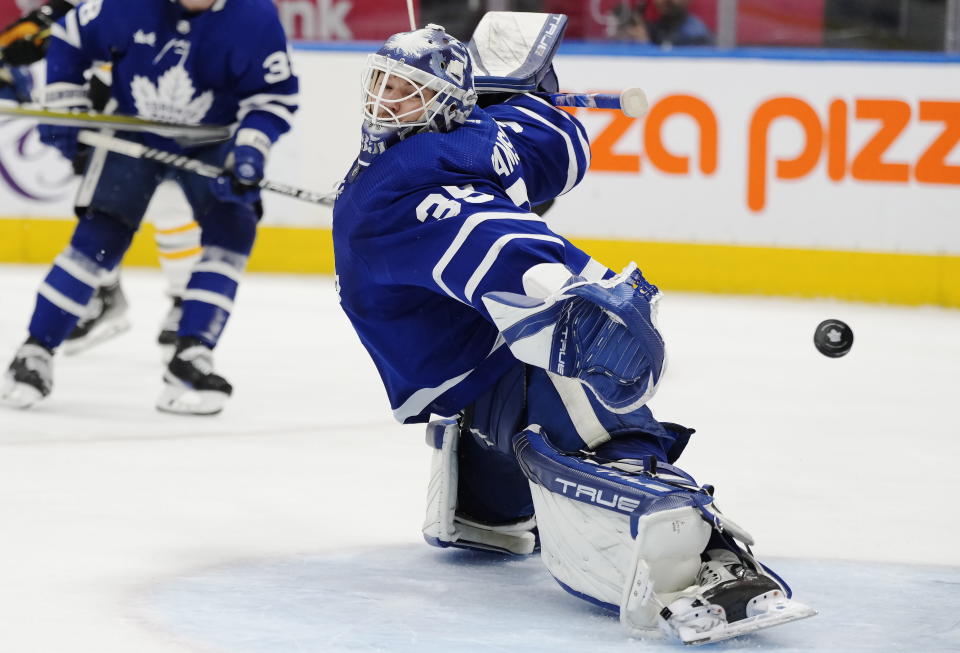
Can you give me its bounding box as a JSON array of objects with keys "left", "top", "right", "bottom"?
[{"left": 361, "top": 54, "right": 465, "bottom": 130}]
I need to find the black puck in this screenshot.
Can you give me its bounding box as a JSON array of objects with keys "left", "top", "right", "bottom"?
[{"left": 814, "top": 319, "right": 853, "bottom": 358}]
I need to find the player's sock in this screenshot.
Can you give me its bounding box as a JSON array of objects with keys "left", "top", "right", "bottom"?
[
  {"left": 157, "top": 296, "right": 183, "bottom": 362},
  {"left": 179, "top": 246, "right": 247, "bottom": 347}
]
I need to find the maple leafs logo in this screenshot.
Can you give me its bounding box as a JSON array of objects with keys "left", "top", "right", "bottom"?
[
  {"left": 385, "top": 30, "right": 435, "bottom": 57},
  {"left": 131, "top": 66, "right": 213, "bottom": 125}
]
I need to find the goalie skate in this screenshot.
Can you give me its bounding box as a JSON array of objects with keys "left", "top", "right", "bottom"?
[
  {"left": 661, "top": 590, "right": 817, "bottom": 646},
  {"left": 661, "top": 547, "right": 817, "bottom": 645}
]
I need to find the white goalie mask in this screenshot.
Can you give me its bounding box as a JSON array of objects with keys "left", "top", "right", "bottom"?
[{"left": 360, "top": 25, "right": 477, "bottom": 136}]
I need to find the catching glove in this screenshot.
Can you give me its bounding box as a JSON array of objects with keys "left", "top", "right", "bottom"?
[{"left": 483, "top": 264, "right": 666, "bottom": 413}]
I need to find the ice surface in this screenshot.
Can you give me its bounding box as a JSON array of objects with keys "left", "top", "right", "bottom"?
[
  {"left": 141, "top": 548, "right": 960, "bottom": 653},
  {"left": 1, "top": 265, "right": 958, "bottom": 652}
]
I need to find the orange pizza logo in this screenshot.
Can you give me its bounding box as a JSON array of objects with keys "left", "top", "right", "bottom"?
[{"left": 566, "top": 95, "right": 960, "bottom": 212}]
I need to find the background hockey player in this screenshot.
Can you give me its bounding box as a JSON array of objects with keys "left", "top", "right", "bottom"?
[
  {"left": 332, "top": 21, "right": 814, "bottom": 644},
  {"left": 0, "top": 0, "right": 299, "bottom": 415},
  {"left": 0, "top": 0, "right": 202, "bottom": 357}
]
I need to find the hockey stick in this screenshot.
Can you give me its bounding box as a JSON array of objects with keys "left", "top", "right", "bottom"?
[
  {"left": 0, "top": 102, "right": 231, "bottom": 143},
  {"left": 548, "top": 88, "right": 649, "bottom": 118},
  {"left": 405, "top": 0, "right": 416, "bottom": 30},
  {"left": 77, "top": 130, "right": 337, "bottom": 206}
]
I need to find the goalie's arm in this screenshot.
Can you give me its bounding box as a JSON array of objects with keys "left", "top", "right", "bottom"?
[
  {"left": 362, "top": 187, "right": 665, "bottom": 413},
  {"left": 358, "top": 184, "right": 598, "bottom": 314}
]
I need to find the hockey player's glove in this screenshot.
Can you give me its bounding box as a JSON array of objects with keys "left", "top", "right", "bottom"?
[
  {"left": 37, "top": 123, "right": 80, "bottom": 162},
  {"left": 211, "top": 136, "right": 266, "bottom": 206},
  {"left": 482, "top": 264, "right": 666, "bottom": 413}
]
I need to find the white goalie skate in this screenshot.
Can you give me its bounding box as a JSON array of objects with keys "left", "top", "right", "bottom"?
[
  {"left": 657, "top": 549, "right": 817, "bottom": 646},
  {"left": 659, "top": 590, "right": 816, "bottom": 646}
]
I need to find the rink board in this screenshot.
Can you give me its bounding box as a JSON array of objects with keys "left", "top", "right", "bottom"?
[
  {"left": 1, "top": 217, "right": 958, "bottom": 306},
  {"left": 1, "top": 47, "right": 958, "bottom": 306}
]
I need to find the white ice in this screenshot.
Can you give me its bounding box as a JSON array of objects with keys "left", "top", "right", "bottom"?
[{"left": 1, "top": 264, "right": 958, "bottom": 652}]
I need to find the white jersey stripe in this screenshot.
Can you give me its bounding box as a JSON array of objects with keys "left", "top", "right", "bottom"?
[
  {"left": 237, "top": 103, "right": 296, "bottom": 126},
  {"left": 432, "top": 211, "right": 545, "bottom": 302},
  {"left": 464, "top": 234, "right": 565, "bottom": 303},
  {"left": 525, "top": 93, "right": 592, "bottom": 169},
  {"left": 579, "top": 258, "right": 610, "bottom": 281},
  {"left": 504, "top": 177, "right": 529, "bottom": 207},
  {"left": 510, "top": 105, "right": 579, "bottom": 195},
  {"left": 392, "top": 336, "right": 507, "bottom": 422},
  {"left": 238, "top": 92, "right": 300, "bottom": 109}
]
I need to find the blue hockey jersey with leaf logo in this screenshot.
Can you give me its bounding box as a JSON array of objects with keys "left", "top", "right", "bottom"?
[
  {"left": 334, "top": 94, "right": 607, "bottom": 424},
  {"left": 45, "top": 0, "right": 298, "bottom": 149}
]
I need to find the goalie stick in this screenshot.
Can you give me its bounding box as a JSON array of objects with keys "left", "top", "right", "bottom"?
[
  {"left": 0, "top": 102, "right": 231, "bottom": 143},
  {"left": 76, "top": 130, "right": 336, "bottom": 206},
  {"left": 548, "top": 88, "right": 649, "bottom": 118}
]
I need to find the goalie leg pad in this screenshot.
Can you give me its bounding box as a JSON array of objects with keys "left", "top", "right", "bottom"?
[
  {"left": 422, "top": 419, "right": 537, "bottom": 556},
  {"left": 514, "top": 426, "right": 713, "bottom": 632}
]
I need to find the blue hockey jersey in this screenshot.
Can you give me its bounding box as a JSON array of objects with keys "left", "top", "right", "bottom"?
[
  {"left": 334, "top": 94, "right": 608, "bottom": 424},
  {"left": 45, "top": 0, "right": 298, "bottom": 148}
]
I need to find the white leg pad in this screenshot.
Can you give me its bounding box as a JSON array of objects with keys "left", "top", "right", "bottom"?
[
  {"left": 515, "top": 426, "right": 712, "bottom": 634},
  {"left": 529, "top": 481, "right": 710, "bottom": 633},
  {"left": 422, "top": 419, "right": 461, "bottom": 546},
  {"left": 422, "top": 419, "right": 537, "bottom": 556},
  {"left": 620, "top": 505, "right": 712, "bottom": 634},
  {"left": 529, "top": 481, "right": 635, "bottom": 606}
]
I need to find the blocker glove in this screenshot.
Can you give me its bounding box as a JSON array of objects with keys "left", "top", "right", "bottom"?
[{"left": 211, "top": 129, "right": 269, "bottom": 205}]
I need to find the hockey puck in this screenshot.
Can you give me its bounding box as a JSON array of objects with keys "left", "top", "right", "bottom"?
[{"left": 813, "top": 319, "right": 853, "bottom": 358}]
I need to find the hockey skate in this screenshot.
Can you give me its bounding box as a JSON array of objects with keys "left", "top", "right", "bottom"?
[
  {"left": 658, "top": 549, "right": 816, "bottom": 646},
  {"left": 0, "top": 340, "right": 53, "bottom": 409},
  {"left": 157, "top": 296, "right": 183, "bottom": 363},
  {"left": 156, "top": 337, "right": 232, "bottom": 416},
  {"left": 62, "top": 281, "right": 131, "bottom": 355}
]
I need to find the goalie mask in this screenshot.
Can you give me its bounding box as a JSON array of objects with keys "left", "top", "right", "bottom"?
[{"left": 361, "top": 24, "right": 477, "bottom": 139}]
